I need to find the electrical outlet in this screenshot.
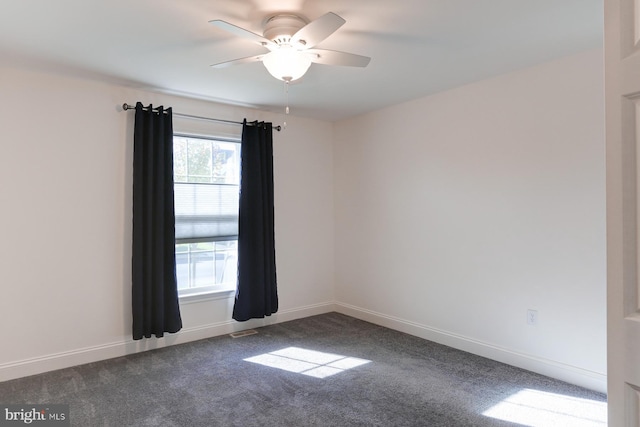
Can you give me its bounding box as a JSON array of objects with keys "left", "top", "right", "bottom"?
[{"left": 527, "top": 309, "right": 538, "bottom": 326}]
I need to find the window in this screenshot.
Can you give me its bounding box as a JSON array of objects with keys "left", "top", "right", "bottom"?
[{"left": 173, "top": 135, "right": 240, "bottom": 296}]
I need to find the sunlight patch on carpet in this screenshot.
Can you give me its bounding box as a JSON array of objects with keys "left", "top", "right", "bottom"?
[
  {"left": 482, "top": 388, "right": 607, "bottom": 427},
  {"left": 244, "top": 347, "right": 370, "bottom": 378}
]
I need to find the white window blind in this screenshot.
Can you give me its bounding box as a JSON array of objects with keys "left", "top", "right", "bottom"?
[{"left": 174, "top": 182, "right": 239, "bottom": 243}]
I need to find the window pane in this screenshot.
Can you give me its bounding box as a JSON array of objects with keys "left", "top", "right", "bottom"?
[
  {"left": 173, "top": 138, "right": 187, "bottom": 181},
  {"left": 211, "top": 141, "right": 240, "bottom": 185},
  {"left": 173, "top": 137, "right": 240, "bottom": 184},
  {"left": 175, "top": 240, "right": 237, "bottom": 293},
  {"left": 191, "top": 247, "right": 215, "bottom": 288},
  {"left": 175, "top": 250, "right": 189, "bottom": 290},
  {"left": 216, "top": 241, "right": 237, "bottom": 284},
  {"left": 187, "top": 139, "right": 212, "bottom": 183}
]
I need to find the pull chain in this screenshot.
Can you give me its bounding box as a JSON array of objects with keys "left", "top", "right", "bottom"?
[{"left": 283, "top": 78, "right": 291, "bottom": 129}]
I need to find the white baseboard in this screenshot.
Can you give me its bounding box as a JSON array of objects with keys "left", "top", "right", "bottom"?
[
  {"left": 334, "top": 302, "right": 607, "bottom": 394},
  {"left": 0, "top": 302, "right": 336, "bottom": 383},
  {"left": 0, "top": 301, "right": 607, "bottom": 394}
]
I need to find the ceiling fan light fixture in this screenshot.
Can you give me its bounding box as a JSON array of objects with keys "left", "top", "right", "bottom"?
[{"left": 262, "top": 46, "right": 312, "bottom": 81}]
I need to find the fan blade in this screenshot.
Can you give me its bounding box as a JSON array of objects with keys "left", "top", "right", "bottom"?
[
  {"left": 209, "top": 20, "right": 277, "bottom": 50},
  {"left": 290, "top": 12, "right": 345, "bottom": 48},
  {"left": 210, "top": 55, "right": 265, "bottom": 69},
  {"left": 306, "top": 49, "right": 371, "bottom": 67}
]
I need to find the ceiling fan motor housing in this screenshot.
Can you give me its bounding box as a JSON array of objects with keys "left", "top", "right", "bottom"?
[{"left": 263, "top": 14, "right": 308, "bottom": 45}]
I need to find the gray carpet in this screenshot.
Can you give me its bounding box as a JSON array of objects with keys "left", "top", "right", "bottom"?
[{"left": 0, "top": 313, "right": 606, "bottom": 426}]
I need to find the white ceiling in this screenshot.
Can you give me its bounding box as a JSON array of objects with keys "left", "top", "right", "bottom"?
[{"left": 0, "top": 0, "right": 603, "bottom": 122}]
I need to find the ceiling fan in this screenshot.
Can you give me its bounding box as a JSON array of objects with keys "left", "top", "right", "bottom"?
[{"left": 209, "top": 12, "right": 371, "bottom": 82}]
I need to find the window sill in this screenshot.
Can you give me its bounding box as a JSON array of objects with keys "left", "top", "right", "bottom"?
[{"left": 179, "top": 286, "right": 236, "bottom": 305}]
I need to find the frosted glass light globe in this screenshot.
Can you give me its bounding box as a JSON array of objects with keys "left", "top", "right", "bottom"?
[{"left": 263, "top": 46, "right": 312, "bottom": 81}]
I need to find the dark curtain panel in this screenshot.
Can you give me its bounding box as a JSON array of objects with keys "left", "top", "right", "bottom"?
[
  {"left": 132, "top": 102, "right": 182, "bottom": 339},
  {"left": 233, "top": 120, "right": 278, "bottom": 321}
]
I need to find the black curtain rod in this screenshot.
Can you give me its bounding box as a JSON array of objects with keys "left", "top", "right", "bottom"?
[{"left": 122, "top": 103, "right": 281, "bottom": 132}]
